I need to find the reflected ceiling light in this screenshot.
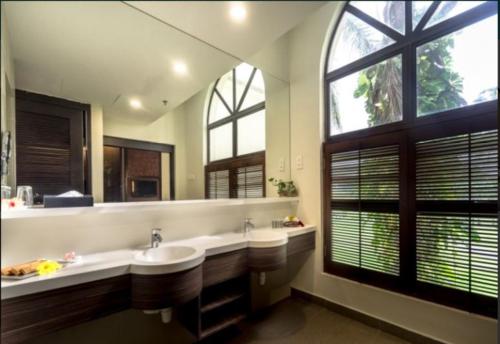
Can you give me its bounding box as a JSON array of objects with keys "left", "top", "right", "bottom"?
[
  {"left": 229, "top": 3, "right": 247, "bottom": 23},
  {"left": 129, "top": 99, "right": 142, "bottom": 109},
  {"left": 173, "top": 61, "right": 188, "bottom": 75}
]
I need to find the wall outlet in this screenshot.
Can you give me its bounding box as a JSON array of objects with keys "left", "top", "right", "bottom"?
[
  {"left": 295, "top": 155, "right": 303, "bottom": 170},
  {"left": 279, "top": 157, "right": 285, "bottom": 172}
]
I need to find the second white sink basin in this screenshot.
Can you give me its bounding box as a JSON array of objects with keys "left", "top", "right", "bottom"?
[
  {"left": 131, "top": 245, "right": 205, "bottom": 275},
  {"left": 247, "top": 230, "right": 288, "bottom": 248}
]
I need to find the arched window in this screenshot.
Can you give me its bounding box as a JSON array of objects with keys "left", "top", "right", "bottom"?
[
  {"left": 206, "top": 63, "right": 266, "bottom": 199},
  {"left": 323, "top": 1, "right": 497, "bottom": 316}
]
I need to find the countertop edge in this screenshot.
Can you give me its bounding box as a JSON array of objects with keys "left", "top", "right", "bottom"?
[{"left": 1, "top": 197, "right": 300, "bottom": 220}]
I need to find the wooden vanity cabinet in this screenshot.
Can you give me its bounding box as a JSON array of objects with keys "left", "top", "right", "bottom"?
[
  {"left": 131, "top": 265, "right": 202, "bottom": 310},
  {"left": 179, "top": 233, "right": 316, "bottom": 341},
  {"left": 203, "top": 249, "right": 248, "bottom": 287},
  {"left": 287, "top": 231, "right": 315, "bottom": 256},
  {"left": 1, "top": 231, "right": 315, "bottom": 343},
  {"left": 248, "top": 245, "right": 287, "bottom": 272},
  {"left": 1, "top": 275, "right": 130, "bottom": 344}
]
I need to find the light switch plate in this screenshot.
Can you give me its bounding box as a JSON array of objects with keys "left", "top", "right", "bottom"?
[{"left": 279, "top": 157, "right": 285, "bottom": 172}]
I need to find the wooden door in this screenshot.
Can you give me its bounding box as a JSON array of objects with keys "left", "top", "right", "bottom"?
[{"left": 15, "top": 90, "right": 90, "bottom": 198}]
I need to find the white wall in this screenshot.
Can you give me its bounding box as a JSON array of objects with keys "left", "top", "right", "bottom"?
[
  {"left": 263, "top": 73, "right": 291, "bottom": 197},
  {"left": 248, "top": 32, "right": 290, "bottom": 82},
  {"left": 182, "top": 88, "right": 207, "bottom": 200},
  {"left": 160, "top": 152, "right": 170, "bottom": 200},
  {"left": 90, "top": 104, "right": 103, "bottom": 202},
  {"left": 287, "top": 2, "right": 497, "bottom": 344},
  {"left": 1, "top": 3, "right": 16, "bottom": 189},
  {"left": 245, "top": 32, "right": 293, "bottom": 196}
]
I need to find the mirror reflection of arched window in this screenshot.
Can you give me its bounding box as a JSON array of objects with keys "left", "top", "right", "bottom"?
[
  {"left": 323, "top": 1, "right": 498, "bottom": 316},
  {"left": 206, "top": 63, "right": 266, "bottom": 199}
]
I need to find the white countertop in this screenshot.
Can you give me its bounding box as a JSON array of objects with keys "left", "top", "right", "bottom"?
[
  {"left": 1, "top": 225, "right": 315, "bottom": 300},
  {"left": 1, "top": 197, "right": 299, "bottom": 220}
]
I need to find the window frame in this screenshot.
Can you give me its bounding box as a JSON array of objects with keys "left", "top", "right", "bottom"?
[
  {"left": 207, "top": 67, "right": 266, "bottom": 163},
  {"left": 323, "top": 1, "right": 498, "bottom": 317},
  {"left": 324, "top": 1, "right": 497, "bottom": 142},
  {"left": 206, "top": 65, "right": 266, "bottom": 199}
]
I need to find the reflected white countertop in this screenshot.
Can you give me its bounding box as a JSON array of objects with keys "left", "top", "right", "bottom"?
[
  {"left": 1, "top": 197, "right": 299, "bottom": 220},
  {"left": 1, "top": 225, "right": 315, "bottom": 300}
]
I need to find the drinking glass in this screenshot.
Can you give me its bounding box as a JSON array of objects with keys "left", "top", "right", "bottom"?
[
  {"left": 1, "top": 185, "right": 11, "bottom": 200},
  {"left": 17, "top": 185, "right": 33, "bottom": 206}
]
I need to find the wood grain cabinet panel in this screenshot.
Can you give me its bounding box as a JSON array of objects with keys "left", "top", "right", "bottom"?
[
  {"left": 131, "top": 265, "right": 202, "bottom": 310},
  {"left": 248, "top": 245, "right": 287, "bottom": 272},
  {"left": 203, "top": 249, "right": 248, "bottom": 287},
  {"left": 1, "top": 275, "right": 130, "bottom": 344},
  {"left": 287, "top": 232, "right": 316, "bottom": 256}
]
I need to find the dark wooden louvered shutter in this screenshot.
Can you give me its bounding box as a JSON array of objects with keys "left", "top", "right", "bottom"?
[
  {"left": 205, "top": 151, "right": 265, "bottom": 199},
  {"left": 208, "top": 170, "right": 230, "bottom": 199},
  {"left": 415, "top": 130, "right": 498, "bottom": 298},
  {"left": 237, "top": 165, "right": 264, "bottom": 198},
  {"left": 15, "top": 90, "right": 88, "bottom": 197},
  {"left": 330, "top": 145, "right": 400, "bottom": 276}
]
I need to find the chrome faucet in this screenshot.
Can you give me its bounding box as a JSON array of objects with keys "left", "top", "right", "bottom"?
[
  {"left": 243, "top": 218, "right": 255, "bottom": 236},
  {"left": 151, "top": 228, "right": 163, "bottom": 248}
]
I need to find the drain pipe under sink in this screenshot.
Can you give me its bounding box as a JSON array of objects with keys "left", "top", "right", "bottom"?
[
  {"left": 143, "top": 307, "right": 173, "bottom": 323},
  {"left": 259, "top": 272, "right": 266, "bottom": 286}
]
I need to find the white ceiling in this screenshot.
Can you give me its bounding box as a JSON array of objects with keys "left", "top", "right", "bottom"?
[
  {"left": 4, "top": 1, "right": 324, "bottom": 123},
  {"left": 125, "top": 1, "right": 325, "bottom": 60}
]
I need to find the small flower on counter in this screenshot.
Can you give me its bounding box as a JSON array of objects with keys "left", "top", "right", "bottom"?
[
  {"left": 36, "top": 260, "right": 62, "bottom": 276},
  {"left": 64, "top": 251, "right": 76, "bottom": 261},
  {"left": 1, "top": 198, "right": 24, "bottom": 209}
]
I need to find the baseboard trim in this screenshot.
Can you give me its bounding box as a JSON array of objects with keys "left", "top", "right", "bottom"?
[{"left": 291, "top": 288, "right": 444, "bottom": 344}]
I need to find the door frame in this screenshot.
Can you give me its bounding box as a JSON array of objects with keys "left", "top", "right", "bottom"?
[
  {"left": 103, "top": 136, "right": 175, "bottom": 200},
  {"left": 15, "top": 89, "right": 92, "bottom": 195}
]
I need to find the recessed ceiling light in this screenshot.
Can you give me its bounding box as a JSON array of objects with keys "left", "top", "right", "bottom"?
[
  {"left": 173, "top": 61, "right": 188, "bottom": 75},
  {"left": 229, "top": 3, "right": 247, "bottom": 23},
  {"left": 129, "top": 99, "right": 142, "bottom": 109}
]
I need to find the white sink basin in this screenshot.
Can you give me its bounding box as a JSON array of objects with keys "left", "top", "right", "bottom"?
[
  {"left": 131, "top": 245, "right": 205, "bottom": 275},
  {"left": 247, "top": 230, "right": 287, "bottom": 248},
  {"left": 135, "top": 246, "right": 196, "bottom": 263}
]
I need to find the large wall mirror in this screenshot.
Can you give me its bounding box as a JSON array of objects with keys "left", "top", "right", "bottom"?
[{"left": 0, "top": 1, "right": 303, "bottom": 204}]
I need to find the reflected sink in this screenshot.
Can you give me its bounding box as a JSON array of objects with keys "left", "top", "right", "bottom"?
[
  {"left": 247, "top": 230, "right": 288, "bottom": 248},
  {"left": 131, "top": 245, "right": 205, "bottom": 275}
]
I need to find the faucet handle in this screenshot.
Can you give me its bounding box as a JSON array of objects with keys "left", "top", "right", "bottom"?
[
  {"left": 152, "top": 228, "right": 162, "bottom": 234},
  {"left": 244, "top": 218, "right": 255, "bottom": 228}
]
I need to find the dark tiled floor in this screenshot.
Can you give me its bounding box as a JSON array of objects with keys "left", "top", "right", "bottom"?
[{"left": 204, "top": 298, "right": 411, "bottom": 344}]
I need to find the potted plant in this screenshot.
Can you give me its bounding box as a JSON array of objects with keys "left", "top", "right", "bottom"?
[{"left": 268, "top": 178, "right": 298, "bottom": 197}]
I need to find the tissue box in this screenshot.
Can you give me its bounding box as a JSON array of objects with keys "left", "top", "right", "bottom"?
[{"left": 43, "top": 195, "right": 94, "bottom": 208}]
